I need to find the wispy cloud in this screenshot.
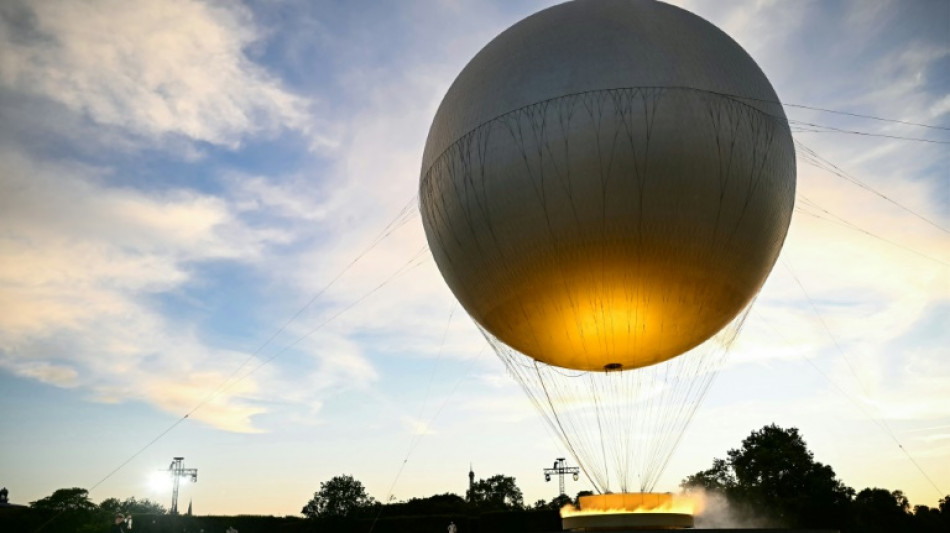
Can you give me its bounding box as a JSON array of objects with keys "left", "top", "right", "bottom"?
[
  {"left": 0, "top": 146, "right": 293, "bottom": 430},
  {"left": 0, "top": 0, "right": 946, "bottom": 513},
  {"left": 0, "top": 0, "right": 314, "bottom": 149}
]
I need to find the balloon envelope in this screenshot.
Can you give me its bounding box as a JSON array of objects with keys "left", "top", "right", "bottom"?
[{"left": 420, "top": 0, "right": 795, "bottom": 371}]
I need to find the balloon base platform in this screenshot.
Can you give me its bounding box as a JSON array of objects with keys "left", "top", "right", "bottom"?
[
  {"left": 561, "top": 493, "right": 694, "bottom": 530},
  {"left": 562, "top": 511, "right": 693, "bottom": 530},
  {"left": 557, "top": 529, "right": 837, "bottom": 533},
  {"left": 558, "top": 493, "right": 839, "bottom": 531}
]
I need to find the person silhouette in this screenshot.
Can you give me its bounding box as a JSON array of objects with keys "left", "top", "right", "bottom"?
[
  {"left": 110, "top": 513, "right": 127, "bottom": 533},
  {"left": 447, "top": 521, "right": 457, "bottom": 533}
]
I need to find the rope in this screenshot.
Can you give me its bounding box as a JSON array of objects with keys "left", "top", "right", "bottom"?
[
  {"left": 795, "top": 141, "right": 947, "bottom": 233},
  {"left": 34, "top": 199, "right": 421, "bottom": 532},
  {"left": 775, "top": 261, "right": 945, "bottom": 498}
]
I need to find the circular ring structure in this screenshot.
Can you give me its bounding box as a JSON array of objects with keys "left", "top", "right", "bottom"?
[
  {"left": 561, "top": 492, "right": 696, "bottom": 530},
  {"left": 562, "top": 512, "right": 694, "bottom": 531}
]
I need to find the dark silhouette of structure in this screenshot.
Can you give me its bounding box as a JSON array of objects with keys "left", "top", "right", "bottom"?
[
  {"left": 543, "top": 458, "right": 579, "bottom": 496},
  {"left": 167, "top": 457, "right": 198, "bottom": 515}
]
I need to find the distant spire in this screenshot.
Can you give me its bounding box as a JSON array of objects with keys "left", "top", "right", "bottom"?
[
  {"left": 468, "top": 463, "right": 475, "bottom": 502},
  {"left": 187, "top": 498, "right": 192, "bottom": 516}
]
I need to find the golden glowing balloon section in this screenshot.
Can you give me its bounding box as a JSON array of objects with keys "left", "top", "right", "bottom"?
[{"left": 469, "top": 242, "right": 767, "bottom": 371}]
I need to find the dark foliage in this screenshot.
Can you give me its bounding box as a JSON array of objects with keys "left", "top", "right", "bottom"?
[
  {"left": 301, "top": 474, "right": 377, "bottom": 519},
  {"left": 851, "top": 488, "right": 915, "bottom": 532},
  {"left": 682, "top": 423, "right": 948, "bottom": 532},
  {"left": 466, "top": 474, "right": 524, "bottom": 511},
  {"left": 728, "top": 424, "right": 853, "bottom": 527},
  {"left": 477, "top": 509, "right": 561, "bottom": 533},
  {"left": 530, "top": 493, "right": 573, "bottom": 511},
  {"left": 100, "top": 496, "right": 166, "bottom": 515},
  {"left": 911, "top": 495, "right": 950, "bottom": 533},
  {"left": 681, "top": 458, "right": 736, "bottom": 492},
  {"left": 29, "top": 487, "right": 97, "bottom": 512},
  {"left": 383, "top": 492, "right": 469, "bottom": 516}
]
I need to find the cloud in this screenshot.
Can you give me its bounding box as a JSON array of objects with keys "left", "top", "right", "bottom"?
[
  {"left": 0, "top": 146, "right": 296, "bottom": 431},
  {"left": 401, "top": 415, "right": 438, "bottom": 436},
  {"left": 0, "top": 0, "right": 406, "bottom": 435},
  {"left": 229, "top": 172, "right": 333, "bottom": 223},
  {"left": 698, "top": 0, "right": 950, "bottom": 398},
  {"left": 725, "top": 151, "right": 950, "bottom": 416},
  {"left": 0, "top": 145, "right": 288, "bottom": 331},
  {"left": 0, "top": 0, "right": 314, "bottom": 149},
  {"left": 930, "top": 95, "right": 950, "bottom": 119},
  {"left": 0, "top": 360, "right": 79, "bottom": 388}
]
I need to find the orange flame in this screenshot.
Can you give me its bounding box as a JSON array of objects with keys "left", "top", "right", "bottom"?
[{"left": 559, "top": 492, "right": 703, "bottom": 518}]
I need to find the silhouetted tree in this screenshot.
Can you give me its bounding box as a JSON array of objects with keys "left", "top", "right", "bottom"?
[
  {"left": 532, "top": 493, "right": 572, "bottom": 511},
  {"left": 29, "top": 487, "right": 97, "bottom": 512},
  {"left": 911, "top": 495, "right": 950, "bottom": 533},
  {"left": 851, "top": 488, "right": 914, "bottom": 532},
  {"left": 681, "top": 458, "right": 735, "bottom": 493},
  {"left": 301, "top": 474, "right": 376, "bottom": 518},
  {"left": 549, "top": 493, "right": 573, "bottom": 510},
  {"left": 100, "top": 496, "right": 166, "bottom": 515},
  {"left": 682, "top": 424, "right": 852, "bottom": 528},
  {"left": 731, "top": 424, "right": 853, "bottom": 527},
  {"left": 466, "top": 474, "right": 524, "bottom": 511},
  {"left": 26, "top": 488, "right": 99, "bottom": 533},
  {"left": 394, "top": 492, "right": 468, "bottom": 515}
]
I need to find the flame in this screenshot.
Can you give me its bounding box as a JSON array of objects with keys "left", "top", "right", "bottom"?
[{"left": 560, "top": 492, "right": 703, "bottom": 518}]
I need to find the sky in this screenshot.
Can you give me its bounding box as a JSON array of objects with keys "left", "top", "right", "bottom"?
[{"left": 0, "top": 0, "right": 947, "bottom": 518}]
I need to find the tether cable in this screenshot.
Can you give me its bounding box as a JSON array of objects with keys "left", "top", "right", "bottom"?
[
  {"left": 33, "top": 198, "right": 421, "bottom": 532},
  {"left": 781, "top": 259, "right": 945, "bottom": 498}
]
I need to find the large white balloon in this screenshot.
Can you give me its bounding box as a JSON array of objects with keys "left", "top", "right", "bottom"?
[{"left": 420, "top": 0, "right": 795, "bottom": 373}]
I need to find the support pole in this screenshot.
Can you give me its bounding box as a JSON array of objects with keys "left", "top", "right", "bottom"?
[
  {"left": 168, "top": 457, "right": 198, "bottom": 515},
  {"left": 543, "top": 457, "right": 580, "bottom": 496}
]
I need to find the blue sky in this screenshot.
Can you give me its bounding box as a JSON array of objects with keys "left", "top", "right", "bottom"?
[{"left": 0, "top": 0, "right": 947, "bottom": 517}]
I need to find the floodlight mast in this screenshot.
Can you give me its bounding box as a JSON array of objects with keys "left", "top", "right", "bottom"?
[
  {"left": 168, "top": 457, "right": 198, "bottom": 515},
  {"left": 543, "top": 457, "right": 580, "bottom": 497}
]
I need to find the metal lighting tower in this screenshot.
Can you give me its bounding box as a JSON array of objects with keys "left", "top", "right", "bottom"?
[
  {"left": 543, "top": 457, "right": 580, "bottom": 496},
  {"left": 168, "top": 457, "right": 198, "bottom": 515}
]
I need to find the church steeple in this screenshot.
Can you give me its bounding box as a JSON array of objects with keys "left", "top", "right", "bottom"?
[{"left": 468, "top": 463, "right": 475, "bottom": 502}]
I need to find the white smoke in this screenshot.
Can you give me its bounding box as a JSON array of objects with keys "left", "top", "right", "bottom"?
[{"left": 690, "top": 489, "right": 779, "bottom": 529}]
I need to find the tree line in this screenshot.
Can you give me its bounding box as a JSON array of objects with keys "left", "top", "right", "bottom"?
[
  {"left": 0, "top": 490, "right": 167, "bottom": 533},
  {"left": 2, "top": 424, "right": 947, "bottom": 532},
  {"left": 680, "top": 423, "right": 948, "bottom": 532},
  {"left": 298, "top": 423, "right": 949, "bottom": 532},
  {"left": 301, "top": 472, "right": 541, "bottom": 519}
]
